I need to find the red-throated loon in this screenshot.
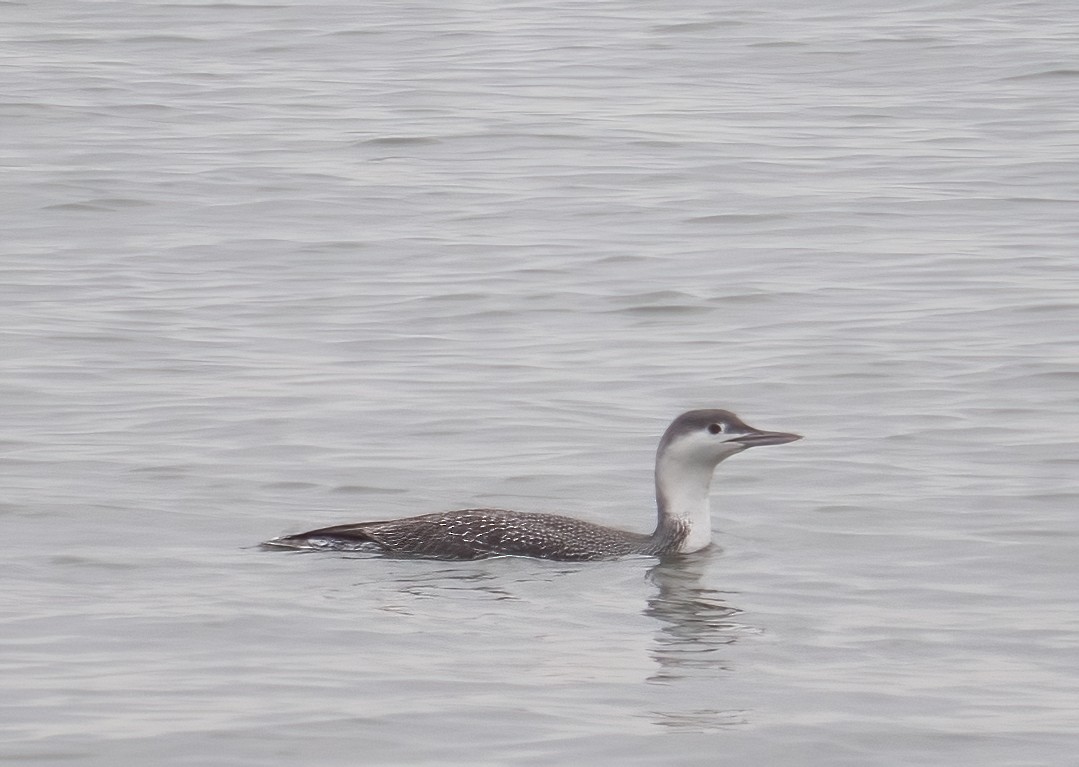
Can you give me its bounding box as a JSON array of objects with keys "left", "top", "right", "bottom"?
[{"left": 263, "top": 409, "right": 801, "bottom": 560}]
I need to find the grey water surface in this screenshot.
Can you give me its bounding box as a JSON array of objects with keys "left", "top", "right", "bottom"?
[{"left": 3, "top": 1, "right": 1078, "bottom": 765}]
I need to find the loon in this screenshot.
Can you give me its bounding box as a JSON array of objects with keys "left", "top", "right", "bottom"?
[{"left": 263, "top": 409, "right": 800, "bottom": 561}]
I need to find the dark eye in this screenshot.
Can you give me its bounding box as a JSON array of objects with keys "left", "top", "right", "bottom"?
[{"left": 708, "top": 423, "right": 724, "bottom": 435}]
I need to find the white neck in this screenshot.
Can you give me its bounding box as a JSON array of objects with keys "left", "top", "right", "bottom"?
[{"left": 654, "top": 451, "right": 719, "bottom": 553}]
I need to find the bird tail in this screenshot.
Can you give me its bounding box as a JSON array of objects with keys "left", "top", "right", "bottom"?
[{"left": 261, "top": 522, "right": 382, "bottom": 551}]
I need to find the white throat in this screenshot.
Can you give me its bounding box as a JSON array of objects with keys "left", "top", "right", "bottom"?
[{"left": 654, "top": 450, "right": 721, "bottom": 553}]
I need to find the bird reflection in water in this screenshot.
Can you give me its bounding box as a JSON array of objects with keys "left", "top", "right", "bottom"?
[{"left": 643, "top": 551, "right": 754, "bottom": 730}]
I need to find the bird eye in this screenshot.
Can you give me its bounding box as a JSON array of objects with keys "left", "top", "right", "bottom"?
[{"left": 708, "top": 423, "right": 724, "bottom": 435}]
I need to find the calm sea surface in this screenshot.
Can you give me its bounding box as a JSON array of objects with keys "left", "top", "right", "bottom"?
[{"left": 3, "top": 1, "right": 1078, "bottom": 764}]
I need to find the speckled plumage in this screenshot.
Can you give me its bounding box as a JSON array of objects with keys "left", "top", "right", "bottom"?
[{"left": 266, "top": 508, "right": 688, "bottom": 561}]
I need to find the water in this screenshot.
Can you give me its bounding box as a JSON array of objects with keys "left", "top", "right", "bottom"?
[{"left": 3, "top": 0, "right": 1078, "bottom": 764}]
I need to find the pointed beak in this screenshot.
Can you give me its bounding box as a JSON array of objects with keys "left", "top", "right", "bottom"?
[{"left": 726, "top": 429, "right": 802, "bottom": 448}]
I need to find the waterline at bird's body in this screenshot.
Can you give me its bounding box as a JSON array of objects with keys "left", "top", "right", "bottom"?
[{"left": 263, "top": 409, "right": 801, "bottom": 561}]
